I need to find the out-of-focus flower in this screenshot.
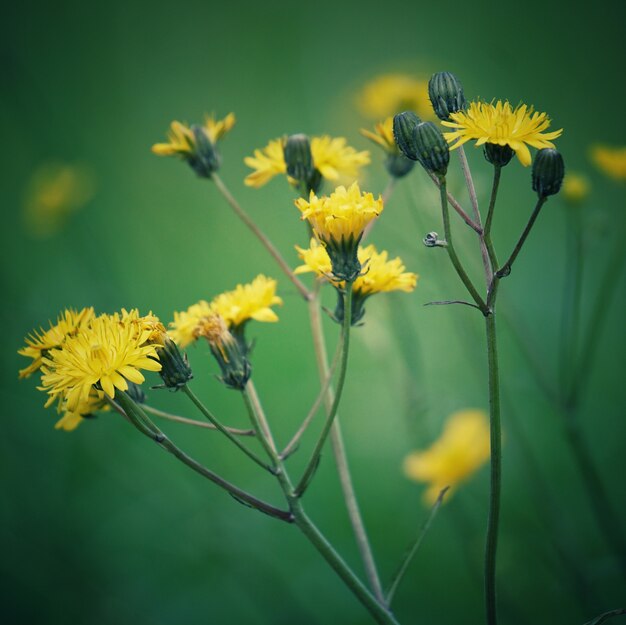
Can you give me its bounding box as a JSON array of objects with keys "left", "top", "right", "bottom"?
[
  {"left": 55, "top": 389, "right": 108, "bottom": 432},
  {"left": 244, "top": 136, "right": 369, "bottom": 189},
  {"left": 442, "top": 101, "right": 563, "bottom": 167},
  {"left": 169, "top": 300, "right": 214, "bottom": 348},
  {"left": 562, "top": 173, "right": 590, "bottom": 203},
  {"left": 295, "top": 182, "right": 383, "bottom": 282},
  {"left": 590, "top": 145, "right": 626, "bottom": 180},
  {"left": 361, "top": 117, "right": 415, "bottom": 178},
  {"left": 23, "top": 163, "right": 96, "bottom": 238},
  {"left": 403, "top": 409, "right": 490, "bottom": 504},
  {"left": 358, "top": 74, "right": 433, "bottom": 120}
]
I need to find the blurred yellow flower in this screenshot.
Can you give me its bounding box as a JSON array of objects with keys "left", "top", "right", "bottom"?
[
  {"left": 590, "top": 145, "right": 626, "bottom": 180},
  {"left": 55, "top": 389, "right": 108, "bottom": 432},
  {"left": 358, "top": 74, "right": 432, "bottom": 119},
  {"left": 23, "top": 163, "right": 96, "bottom": 238},
  {"left": 244, "top": 136, "right": 369, "bottom": 188},
  {"left": 360, "top": 117, "right": 397, "bottom": 153},
  {"left": 562, "top": 173, "right": 590, "bottom": 203},
  {"left": 40, "top": 311, "right": 162, "bottom": 412},
  {"left": 18, "top": 307, "right": 95, "bottom": 379},
  {"left": 152, "top": 113, "right": 236, "bottom": 157},
  {"left": 169, "top": 300, "right": 214, "bottom": 348},
  {"left": 404, "top": 409, "right": 490, "bottom": 504},
  {"left": 442, "top": 101, "right": 563, "bottom": 167}
]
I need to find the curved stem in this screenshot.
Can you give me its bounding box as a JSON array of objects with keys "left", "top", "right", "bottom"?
[
  {"left": 438, "top": 178, "right": 488, "bottom": 314},
  {"left": 427, "top": 170, "right": 481, "bottom": 233},
  {"left": 485, "top": 312, "right": 502, "bottom": 625},
  {"left": 142, "top": 404, "right": 255, "bottom": 435},
  {"left": 211, "top": 172, "right": 312, "bottom": 302},
  {"left": 182, "top": 385, "right": 273, "bottom": 473},
  {"left": 484, "top": 165, "right": 501, "bottom": 275},
  {"left": 114, "top": 391, "right": 292, "bottom": 522},
  {"left": 295, "top": 285, "right": 353, "bottom": 497}
]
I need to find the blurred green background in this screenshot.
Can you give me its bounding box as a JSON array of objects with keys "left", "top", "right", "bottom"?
[{"left": 2, "top": 0, "right": 625, "bottom": 623}]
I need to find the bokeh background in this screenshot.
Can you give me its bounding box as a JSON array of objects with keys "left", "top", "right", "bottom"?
[{"left": 2, "top": 0, "right": 625, "bottom": 623}]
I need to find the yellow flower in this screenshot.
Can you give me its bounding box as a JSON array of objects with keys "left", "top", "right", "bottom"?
[
  {"left": 212, "top": 275, "right": 283, "bottom": 327},
  {"left": 562, "top": 173, "right": 590, "bottom": 203},
  {"left": 404, "top": 409, "right": 490, "bottom": 504},
  {"left": 590, "top": 145, "right": 626, "bottom": 180},
  {"left": 23, "top": 163, "right": 96, "bottom": 238},
  {"left": 169, "top": 300, "right": 214, "bottom": 348},
  {"left": 442, "top": 101, "right": 563, "bottom": 167},
  {"left": 244, "top": 136, "right": 370, "bottom": 188},
  {"left": 360, "top": 117, "right": 397, "bottom": 153},
  {"left": 152, "top": 113, "right": 236, "bottom": 157},
  {"left": 40, "top": 312, "right": 162, "bottom": 412},
  {"left": 358, "top": 73, "right": 433, "bottom": 119},
  {"left": 18, "top": 307, "right": 96, "bottom": 379},
  {"left": 55, "top": 389, "right": 109, "bottom": 432}
]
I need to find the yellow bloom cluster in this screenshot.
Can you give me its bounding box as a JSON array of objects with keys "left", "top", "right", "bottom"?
[
  {"left": 296, "top": 182, "right": 383, "bottom": 248},
  {"left": 169, "top": 275, "right": 282, "bottom": 348},
  {"left": 19, "top": 309, "right": 165, "bottom": 431},
  {"left": 295, "top": 239, "right": 417, "bottom": 297},
  {"left": 442, "top": 101, "right": 562, "bottom": 167},
  {"left": 404, "top": 409, "right": 490, "bottom": 504},
  {"left": 590, "top": 145, "right": 626, "bottom": 180},
  {"left": 244, "top": 136, "right": 370, "bottom": 188},
  {"left": 152, "top": 113, "right": 236, "bottom": 157},
  {"left": 358, "top": 74, "right": 432, "bottom": 120}
]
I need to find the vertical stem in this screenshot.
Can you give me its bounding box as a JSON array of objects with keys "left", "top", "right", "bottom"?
[
  {"left": 308, "top": 286, "right": 386, "bottom": 602},
  {"left": 485, "top": 311, "right": 502, "bottom": 625},
  {"left": 484, "top": 165, "right": 501, "bottom": 274}
]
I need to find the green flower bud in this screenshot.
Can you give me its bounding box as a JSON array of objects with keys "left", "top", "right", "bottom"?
[
  {"left": 484, "top": 143, "right": 515, "bottom": 167},
  {"left": 155, "top": 337, "right": 193, "bottom": 390},
  {"left": 333, "top": 288, "right": 367, "bottom": 326},
  {"left": 413, "top": 122, "right": 450, "bottom": 177},
  {"left": 284, "top": 134, "right": 315, "bottom": 182},
  {"left": 532, "top": 148, "right": 565, "bottom": 197},
  {"left": 428, "top": 72, "right": 467, "bottom": 121},
  {"left": 384, "top": 153, "right": 416, "bottom": 178},
  {"left": 393, "top": 111, "right": 422, "bottom": 160},
  {"left": 189, "top": 125, "right": 221, "bottom": 177}
]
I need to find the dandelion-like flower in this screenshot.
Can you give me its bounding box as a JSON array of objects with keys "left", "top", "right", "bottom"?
[
  {"left": 244, "top": 136, "right": 370, "bottom": 189},
  {"left": 295, "top": 182, "right": 383, "bottom": 282},
  {"left": 296, "top": 239, "right": 417, "bottom": 323},
  {"left": 590, "top": 145, "right": 626, "bottom": 180},
  {"left": 403, "top": 409, "right": 490, "bottom": 504},
  {"left": 358, "top": 74, "right": 433, "bottom": 120},
  {"left": 19, "top": 307, "right": 95, "bottom": 379},
  {"left": 442, "top": 101, "right": 563, "bottom": 167},
  {"left": 40, "top": 312, "right": 162, "bottom": 412},
  {"left": 169, "top": 300, "right": 214, "bottom": 348}
]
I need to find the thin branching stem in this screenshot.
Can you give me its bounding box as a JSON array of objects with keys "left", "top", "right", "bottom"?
[{"left": 428, "top": 170, "right": 482, "bottom": 233}]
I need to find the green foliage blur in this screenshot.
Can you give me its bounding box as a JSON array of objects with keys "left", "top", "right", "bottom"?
[{"left": 2, "top": 0, "right": 625, "bottom": 624}]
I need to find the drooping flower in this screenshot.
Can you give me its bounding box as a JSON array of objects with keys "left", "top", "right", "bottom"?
[
  {"left": 244, "top": 136, "right": 369, "bottom": 189},
  {"left": 442, "top": 101, "right": 563, "bottom": 167},
  {"left": 295, "top": 239, "right": 417, "bottom": 323},
  {"left": 18, "top": 307, "right": 96, "bottom": 379},
  {"left": 152, "top": 113, "right": 236, "bottom": 177},
  {"left": 562, "top": 173, "right": 590, "bottom": 203},
  {"left": 295, "top": 182, "right": 383, "bottom": 282},
  {"left": 590, "top": 145, "right": 626, "bottom": 180},
  {"left": 358, "top": 74, "right": 433, "bottom": 120},
  {"left": 40, "top": 312, "right": 162, "bottom": 412},
  {"left": 403, "top": 409, "right": 490, "bottom": 504}
]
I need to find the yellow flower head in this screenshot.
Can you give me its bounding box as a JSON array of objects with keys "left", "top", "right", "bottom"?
[
  {"left": 244, "top": 136, "right": 370, "bottom": 188},
  {"left": 23, "top": 163, "right": 96, "bottom": 238},
  {"left": 590, "top": 145, "right": 626, "bottom": 180},
  {"left": 55, "top": 388, "right": 109, "bottom": 432},
  {"left": 562, "top": 173, "right": 590, "bottom": 203},
  {"left": 360, "top": 117, "right": 397, "bottom": 154},
  {"left": 404, "top": 409, "right": 490, "bottom": 504},
  {"left": 152, "top": 113, "right": 236, "bottom": 157},
  {"left": 358, "top": 73, "right": 433, "bottom": 119},
  {"left": 40, "top": 312, "right": 162, "bottom": 412},
  {"left": 212, "top": 275, "right": 283, "bottom": 328},
  {"left": 169, "top": 300, "right": 214, "bottom": 348},
  {"left": 442, "top": 101, "right": 563, "bottom": 167},
  {"left": 18, "top": 307, "right": 96, "bottom": 379},
  {"left": 195, "top": 314, "right": 233, "bottom": 360}
]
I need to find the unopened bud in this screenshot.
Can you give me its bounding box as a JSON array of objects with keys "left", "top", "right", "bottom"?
[
  {"left": 532, "top": 148, "right": 565, "bottom": 198},
  {"left": 393, "top": 111, "right": 422, "bottom": 160},
  {"left": 189, "top": 125, "right": 221, "bottom": 177},
  {"left": 484, "top": 143, "right": 514, "bottom": 167},
  {"left": 428, "top": 72, "right": 467, "bottom": 121},
  {"left": 413, "top": 122, "right": 450, "bottom": 177},
  {"left": 155, "top": 337, "right": 193, "bottom": 390}
]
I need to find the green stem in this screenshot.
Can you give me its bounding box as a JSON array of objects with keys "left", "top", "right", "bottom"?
[
  {"left": 496, "top": 197, "right": 547, "bottom": 279},
  {"left": 142, "top": 404, "right": 254, "bottom": 436},
  {"left": 484, "top": 165, "right": 501, "bottom": 274},
  {"left": 585, "top": 608, "right": 626, "bottom": 625},
  {"left": 428, "top": 170, "right": 482, "bottom": 233},
  {"left": 438, "top": 177, "right": 488, "bottom": 314},
  {"left": 114, "top": 391, "right": 292, "bottom": 522},
  {"left": 295, "top": 284, "right": 353, "bottom": 497},
  {"left": 211, "top": 172, "right": 312, "bottom": 302},
  {"left": 485, "top": 311, "right": 502, "bottom": 625},
  {"left": 386, "top": 487, "right": 448, "bottom": 605},
  {"left": 182, "top": 385, "right": 273, "bottom": 473}
]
